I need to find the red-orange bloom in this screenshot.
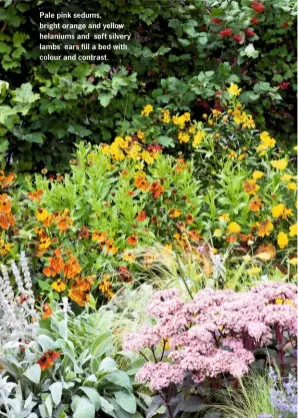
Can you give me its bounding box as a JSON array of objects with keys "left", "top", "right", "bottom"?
[
  {"left": 136, "top": 210, "right": 147, "bottom": 221},
  {"left": 135, "top": 176, "right": 150, "bottom": 192},
  {"left": 150, "top": 181, "right": 164, "bottom": 199},
  {"left": 64, "top": 256, "right": 81, "bottom": 279},
  {"left": 78, "top": 226, "right": 90, "bottom": 239},
  {"left": 0, "top": 194, "right": 12, "bottom": 214},
  {"left": 28, "top": 189, "right": 43, "bottom": 202},
  {"left": 55, "top": 210, "right": 73, "bottom": 232},
  {"left": 43, "top": 255, "right": 64, "bottom": 278},
  {"left": 37, "top": 350, "right": 60, "bottom": 370},
  {"left": 127, "top": 234, "right": 138, "bottom": 246},
  {"left": 0, "top": 171, "right": 16, "bottom": 189},
  {"left": 42, "top": 303, "right": 53, "bottom": 320},
  {"left": 0, "top": 213, "right": 15, "bottom": 230}
]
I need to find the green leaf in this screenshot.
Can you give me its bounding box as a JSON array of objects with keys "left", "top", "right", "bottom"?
[
  {"left": 0, "top": 106, "right": 16, "bottom": 124},
  {"left": 79, "top": 387, "right": 101, "bottom": 411},
  {"left": 241, "top": 43, "right": 259, "bottom": 59},
  {"left": 24, "top": 132, "right": 45, "bottom": 144},
  {"left": 49, "top": 382, "right": 63, "bottom": 406},
  {"left": 99, "top": 93, "right": 114, "bottom": 107},
  {"left": 23, "top": 364, "right": 41, "bottom": 384},
  {"left": 114, "top": 391, "right": 136, "bottom": 414},
  {"left": 71, "top": 396, "right": 95, "bottom": 418},
  {"left": 99, "top": 357, "right": 117, "bottom": 372},
  {"left": 12, "top": 32, "right": 27, "bottom": 47},
  {"left": 72, "top": 63, "right": 92, "bottom": 79},
  {"left": 0, "top": 42, "right": 11, "bottom": 54},
  {"left": 104, "top": 371, "right": 132, "bottom": 391},
  {"left": 90, "top": 331, "right": 112, "bottom": 358},
  {"left": 13, "top": 83, "right": 40, "bottom": 104},
  {"left": 94, "top": 64, "right": 111, "bottom": 78},
  {"left": 157, "top": 136, "right": 175, "bottom": 148},
  {"left": 37, "top": 334, "right": 57, "bottom": 351},
  {"left": 99, "top": 396, "right": 114, "bottom": 415}
]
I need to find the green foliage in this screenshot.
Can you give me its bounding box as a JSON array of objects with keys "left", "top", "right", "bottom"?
[
  {"left": 0, "top": 0, "right": 296, "bottom": 171},
  {"left": 1, "top": 301, "right": 145, "bottom": 418}
]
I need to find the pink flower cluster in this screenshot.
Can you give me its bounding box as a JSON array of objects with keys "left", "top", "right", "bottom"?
[{"left": 124, "top": 282, "right": 297, "bottom": 392}]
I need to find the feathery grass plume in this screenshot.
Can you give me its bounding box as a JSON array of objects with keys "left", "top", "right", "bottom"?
[{"left": 0, "top": 252, "right": 38, "bottom": 348}]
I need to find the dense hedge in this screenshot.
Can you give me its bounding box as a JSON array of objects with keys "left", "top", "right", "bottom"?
[{"left": 0, "top": 0, "right": 296, "bottom": 172}]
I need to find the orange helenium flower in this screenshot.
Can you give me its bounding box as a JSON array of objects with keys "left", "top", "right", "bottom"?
[
  {"left": 127, "top": 234, "right": 138, "bottom": 246},
  {"left": 42, "top": 303, "right": 53, "bottom": 320},
  {"left": 136, "top": 210, "right": 147, "bottom": 221},
  {"left": 37, "top": 350, "right": 60, "bottom": 370}
]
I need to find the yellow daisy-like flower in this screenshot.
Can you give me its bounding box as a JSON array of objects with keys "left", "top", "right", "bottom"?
[
  {"left": 137, "top": 130, "right": 146, "bottom": 142},
  {"left": 178, "top": 131, "right": 190, "bottom": 144},
  {"left": 248, "top": 267, "right": 261, "bottom": 277},
  {"left": 289, "top": 223, "right": 298, "bottom": 237},
  {"left": 287, "top": 182, "right": 297, "bottom": 191},
  {"left": 122, "top": 251, "right": 136, "bottom": 263},
  {"left": 252, "top": 171, "right": 264, "bottom": 180},
  {"left": 193, "top": 131, "right": 205, "bottom": 148},
  {"left": 227, "top": 83, "right": 242, "bottom": 97},
  {"left": 289, "top": 257, "right": 298, "bottom": 266},
  {"left": 52, "top": 279, "right": 67, "bottom": 293},
  {"left": 277, "top": 232, "right": 289, "bottom": 249},
  {"left": 271, "top": 159, "right": 288, "bottom": 170},
  {"left": 141, "top": 150, "right": 154, "bottom": 165},
  {"left": 228, "top": 222, "right": 241, "bottom": 234},
  {"left": 161, "top": 109, "right": 171, "bottom": 124},
  {"left": 36, "top": 208, "right": 50, "bottom": 222},
  {"left": 141, "top": 104, "right": 153, "bottom": 117},
  {"left": 219, "top": 213, "right": 230, "bottom": 222},
  {"left": 272, "top": 203, "right": 285, "bottom": 218},
  {"left": 0, "top": 240, "right": 12, "bottom": 256},
  {"left": 281, "top": 174, "right": 292, "bottom": 182}
]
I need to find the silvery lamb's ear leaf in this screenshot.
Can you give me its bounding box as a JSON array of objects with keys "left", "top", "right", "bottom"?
[
  {"left": 39, "top": 404, "right": 47, "bottom": 418},
  {"left": 99, "top": 357, "right": 117, "bottom": 372},
  {"left": 114, "top": 391, "right": 137, "bottom": 414},
  {"left": 23, "top": 364, "right": 41, "bottom": 384},
  {"left": 98, "top": 396, "right": 114, "bottom": 415},
  {"left": 49, "top": 381, "right": 63, "bottom": 406},
  {"left": 79, "top": 387, "right": 101, "bottom": 411},
  {"left": 45, "top": 394, "right": 53, "bottom": 418},
  {"left": 71, "top": 396, "right": 95, "bottom": 418},
  {"left": 37, "top": 334, "right": 57, "bottom": 351}
]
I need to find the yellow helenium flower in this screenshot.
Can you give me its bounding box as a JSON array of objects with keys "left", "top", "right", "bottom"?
[
  {"left": 272, "top": 204, "right": 285, "bottom": 218},
  {"left": 253, "top": 171, "right": 265, "bottom": 180},
  {"left": 36, "top": 208, "right": 50, "bottom": 222},
  {"left": 281, "top": 174, "right": 292, "bottom": 182},
  {"left": 161, "top": 109, "right": 171, "bottom": 123},
  {"left": 141, "top": 150, "right": 154, "bottom": 165},
  {"left": 287, "top": 182, "right": 297, "bottom": 191},
  {"left": 141, "top": 104, "right": 153, "bottom": 117},
  {"left": 248, "top": 267, "right": 261, "bottom": 276},
  {"left": 193, "top": 131, "right": 205, "bottom": 148},
  {"left": 289, "top": 223, "right": 298, "bottom": 237},
  {"left": 227, "top": 83, "right": 242, "bottom": 97},
  {"left": 219, "top": 213, "right": 230, "bottom": 222},
  {"left": 0, "top": 240, "right": 12, "bottom": 255},
  {"left": 137, "top": 130, "right": 146, "bottom": 142},
  {"left": 277, "top": 232, "right": 289, "bottom": 249},
  {"left": 52, "top": 279, "right": 67, "bottom": 293},
  {"left": 228, "top": 222, "right": 241, "bottom": 234},
  {"left": 178, "top": 131, "right": 190, "bottom": 144},
  {"left": 271, "top": 159, "right": 288, "bottom": 170}
]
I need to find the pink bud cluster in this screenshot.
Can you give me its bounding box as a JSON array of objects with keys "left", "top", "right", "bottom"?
[{"left": 124, "top": 283, "right": 297, "bottom": 392}]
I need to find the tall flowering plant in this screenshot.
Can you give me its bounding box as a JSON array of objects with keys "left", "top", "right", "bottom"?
[{"left": 124, "top": 282, "right": 297, "bottom": 416}]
